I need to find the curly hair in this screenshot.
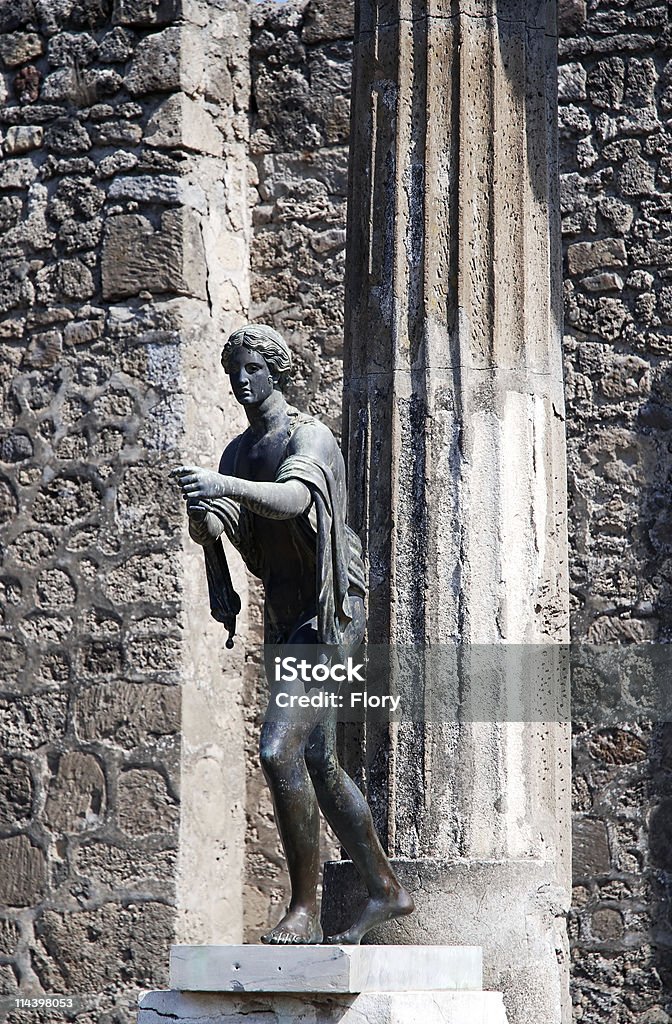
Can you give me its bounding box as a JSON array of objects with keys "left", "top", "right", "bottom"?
[{"left": 221, "top": 324, "right": 293, "bottom": 388}]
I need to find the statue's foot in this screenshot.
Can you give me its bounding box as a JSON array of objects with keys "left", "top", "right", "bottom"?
[
  {"left": 326, "top": 886, "right": 415, "bottom": 945},
  {"left": 261, "top": 907, "right": 323, "bottom": 945}
]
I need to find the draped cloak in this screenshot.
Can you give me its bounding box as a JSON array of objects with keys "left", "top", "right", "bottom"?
[{"left": 206, "top": 414, "right": 365, "bottom": 649}]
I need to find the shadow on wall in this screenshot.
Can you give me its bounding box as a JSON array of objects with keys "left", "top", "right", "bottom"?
[
  {"left": 643, "top": 359, "right": 672, "bottom": 1004},
  {"left": 648, "top": 724, "right": 672, "bottom": 1016},
  {"left": 637, "top": 365, "right": 672, "bottom": 640}
]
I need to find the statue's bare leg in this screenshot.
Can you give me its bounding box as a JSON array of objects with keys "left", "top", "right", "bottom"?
[
  {"left": 305, "top": 716, "right": 414, "bottom": 944},
  {"left": 259, "top": 717, "right": 324, "bottom": 944}
]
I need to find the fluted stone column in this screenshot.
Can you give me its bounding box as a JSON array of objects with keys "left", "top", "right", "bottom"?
[{"left": 323, "top": 3, "right": 570, "bottom": 1024}]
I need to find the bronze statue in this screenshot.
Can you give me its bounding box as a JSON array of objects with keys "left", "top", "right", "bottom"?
[{"left": 173, "top": 324, "right": 413, "bottom": 945}]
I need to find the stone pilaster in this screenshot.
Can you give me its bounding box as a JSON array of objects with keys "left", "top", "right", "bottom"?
[
  {"left": 324, "top": 3, "right": 571, "bottom": 1023},
  {"left": 99, "top": 0, "right": 253, "bottom": 948}
]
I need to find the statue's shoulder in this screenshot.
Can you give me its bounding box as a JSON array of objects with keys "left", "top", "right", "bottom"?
[
  {"left": 219, "top": 431, "right": 247, "bottom": 474},
  {"left": 286, "top": 408, "right": 338, "bottom": 459}
]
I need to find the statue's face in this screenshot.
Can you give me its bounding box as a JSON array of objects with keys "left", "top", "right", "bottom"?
[{"left": 227, "top": 345, "right": 275, "bottom": 406}]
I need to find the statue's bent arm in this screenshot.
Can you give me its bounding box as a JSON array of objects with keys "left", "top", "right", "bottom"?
[{"left": 175, "top": 465, "right": 311, "bottom": 521}]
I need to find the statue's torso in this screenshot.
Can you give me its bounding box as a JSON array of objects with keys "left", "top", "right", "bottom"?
[{"left": 231, "top": 414, "right": 318, "bottom": 638}]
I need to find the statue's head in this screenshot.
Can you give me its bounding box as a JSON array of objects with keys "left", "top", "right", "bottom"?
[{"left": 221, "top": 324, "right": 292, "bottom": 393}]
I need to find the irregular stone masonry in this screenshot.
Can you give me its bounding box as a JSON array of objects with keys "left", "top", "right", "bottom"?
[
  {"left": 0, "top": 0, "right": 250, "bottom": 1019},
  {"left": 558, "top": 1, "right": 672, "bottom": 1021}
]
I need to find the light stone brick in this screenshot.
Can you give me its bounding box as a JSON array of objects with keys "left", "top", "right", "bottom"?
[{"left": 3, "top": 125, "right": 44, "bottom": 155}]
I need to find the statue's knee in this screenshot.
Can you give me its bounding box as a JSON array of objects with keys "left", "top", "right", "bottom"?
[{"left": 259, "top": 739, "right": 285, "bottom": 777}]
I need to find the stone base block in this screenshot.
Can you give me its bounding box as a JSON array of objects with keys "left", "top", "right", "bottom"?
[
  {"left": 321, "top": 859, "right": 568, "bottom": 1024},
  {"left": 138, "top": 989, "right": 508, "bottom": 1024},
  {"left": 170, "top": 943, "right": 482, "bottom": 993}
]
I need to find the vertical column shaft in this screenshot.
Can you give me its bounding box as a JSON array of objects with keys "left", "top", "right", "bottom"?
[{"left": 327, "top": 4, "right": 571, "bottom": 1023}]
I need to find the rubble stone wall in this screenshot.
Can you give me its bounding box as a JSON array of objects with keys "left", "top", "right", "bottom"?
[
  {"left": 558, "top": 1, "right": 672, "bottom": 1020},
  {"left": 0, "top": 0, "right": 250, "bottom": 1018}
]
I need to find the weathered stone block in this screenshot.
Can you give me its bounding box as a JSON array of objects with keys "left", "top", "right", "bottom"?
[
  {"left": 649, "top": 799, "right": 672, "bottom": 870},
  {"left": 33, "top": 904, "right": 173, "bottom": 992},
  {"left": 32, "top": 475, "right": 101, "bottom": 526},
  {"left": 13, "top": 64, "right": 41, "bottom": 104},
  {"left": 96, "top": 150, "right": 139, "bottom": 178},
  {"left": 302, "top": 0, "right": 353, "bottom": 43},
  {"left": 117, "top": 767, "right": 178, "bottom": 836},
  {"left": 108, "top": 174, "right": 186, "bottom": 205},
  {"left": 42, "top": 67, "right": 122, "bottom": 104},
  {"left": 170, "top": 944, "right": 483, "bottom": 993},
  {"left": 116, "top": 462, "right": 182, "bottom": 527},
  {"left": 54, "top": 258, "right": 94, "bottom": 300},
  {"left": 19, "top": 610, "right": 73, "bottom": 644},
  {"left": 38, "top": 649, "right": 71, "bottom": 684},
  {"left": 558, "top": 103, "right": 592, "bottom": 138},
  {"left": 92, "top": 120, "right": 143, "bottom": 146},
  {"left": 36, "top": 567, "right": 77, "bottom": 608},
  {"left": 101, "top": 210, "right": 207, "bottom": 300},
  {"left": 139, "top": 990, "right": 508, "bottom": 1024},
  {"left": 0, "top": 432, "right": 33, "bottom": 462},
  {"left": 145, "top": 94, "right": 223, "bottom": 156},
  {"left": 63, "top": 320, "right": 103, "bottom": 346},
  {"left": 0, "top": 0, "right": 36, "bottom": 34},
  {"left": 0, "top": 638, "right": 25, "bottom": 678},
  {"left": 567, "top": 238, "right": 627, "bottom": 275},
  {"left": 3, "top": 125, "right": 43, "bottom": 155},
  {"left": 47, "top": 31, "right": 99, "bottom": 68},
  {"left": 598, "top": 196, "right": 633, "bottom": 235},
  {"left": 573, "top": 818, "right": 611, "bottom": 878},
  {"left": 98, "top": 26, "right": 134, "bottom": 63},
  {"left": 0, "top": 758, "right": 33, "bottom": 826},
  {"left": 44, "top": 752, "right": 106, "bottom": 833},
  {"left": 44, "top": 118, "right": 92, "bottom": 154},
  {"left": 76, "top": 842, "right": 177, "bottom": 890},
  {"left": 558, "top": 62, "right": 587, "bottom": 102},
  {"left": 0, "top": 32, "right": 43, "bottom": 68},
  {"left": 79, "top": 639, "right": 123, "bottom": 676},
  {"left": 125, "top": 27, "right": 181, "bottom": 95},
  {"left": 0, "top": 920, "right": 20, "bottom": 956},
  {"left": 0, "top": 836, "right": 46, "bottom": 906},
  {"left": 74, "top": 681, "right": 180, "bottom": 749},
  {"left": 587, "top": 58, "right": 625, "bottom": 109},
  {"left": 23, "top": 330, "right": 62, "bottom": 368},
  {"left": 113, "top": 0, "right": 178, "bottom": 25},
  {"left": 587, "top": 728, "right": 649, "bottom": 765},
  {"left": 6, "top": 530, "right": 58, "bottom": 568},
  {"left": 617, "top": 155, "right": 656, "bottom": 197},
  {"left": 558, "top": 0, "right": 586, "bottom": 34},
  {"left": 0, "top": 159, "right": 38, "bottom": 190},
  {"left": 581, "top": 272, "right": 623, "bottom": 293}
]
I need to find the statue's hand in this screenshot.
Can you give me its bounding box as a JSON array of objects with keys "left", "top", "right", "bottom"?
[
  {"left": 172, "top": 466, "right": 230, "bottom": 500},
  {"left": 186, "top": 499, "right": 223, "bottom": 545}
]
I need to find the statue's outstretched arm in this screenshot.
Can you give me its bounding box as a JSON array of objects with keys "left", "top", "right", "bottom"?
[
  {"left": 187, "top": 497, "right": 241, "bottom": 546},
  {"left": 173, "top": 466, "right": 310, "bottom": 521}
]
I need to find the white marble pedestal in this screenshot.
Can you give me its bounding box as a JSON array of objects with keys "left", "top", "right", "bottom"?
[{"left": 138, "top": 945, "right": 509, "bottom": 1023}]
